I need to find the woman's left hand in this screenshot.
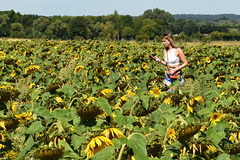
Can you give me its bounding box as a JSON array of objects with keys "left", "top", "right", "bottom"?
[{"left": 168, "top": 68, "right": 176, "bottom": 75}]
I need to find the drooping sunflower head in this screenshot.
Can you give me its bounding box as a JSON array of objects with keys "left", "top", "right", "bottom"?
[
  {"left": 115, "top": 95, "right": 129, "bottom": 108},
  {"left": 15, "top": 112, "right": 32, "bottom": 124},
  {"left": 84, "top": 96, "right": 98, "bottom": 105},
  {"left": 25, "top": 65, "right": 41, "bottom": 75},
  {"left": 126, "top": 89, "right": 137, "bottom": 97},
  {"left": 73, "top": 65, "right": 84, "bottom": 74},
  {"left": 85, "top": 136, "right": 113, "bottom": 159},
  {"left": 177, "top": 124, "right": 202, "bottom": 141},
  {"left": 168, "top": 128, "right": 176, "bottom": 141},
  {"left": 99, "top": 89, "right": 112, "bottom": 99},
  {"left": 162, "top": 95, "right": 174, "bottom": 106},
  {"left": 102, "top": 128, "right": 125, "bottom": 139},
  {"left": 184, "top": 96, "right": 204, "bottom": 113}
]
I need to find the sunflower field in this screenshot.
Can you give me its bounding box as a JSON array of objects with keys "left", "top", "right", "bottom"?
[{"left": 0, "top": 39, "right": 240, "bottom": 160}]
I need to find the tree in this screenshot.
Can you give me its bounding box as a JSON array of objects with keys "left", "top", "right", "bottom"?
[
  {"left": 104, "top": 11, "right": 121, "bottom": 39},
  {"left": 183, "top": 20, "right": 198, "bottom": 36},
  {"left": 69, "top": 16, "right": 87, "bottom": 39},
  {"left": 93, "top": 22, "right": 101, "bottom": 39},
  {"left": 0, "top": 14, "right": 10, "bottom": 37},
  {"left": 174, "top": 32, "right": 188, "bottom": 42},
  {"left": 209, "top": 31, "right": 223, "bottom": 41},
  {"left": 139, "top": 19, "right": 158, "bottom": 39},
  {"left": 120, "top": 15, "right": 134, "bottom": 28},
  {"left": 22, "top": 14, "right": 39, "bottom": 28},
  {"left": 133, "top": 16, "right": 144, "bottom": 36},
  {"left": 8, "top": 9, "right": 22, "bottom": 23},
  {"left": 10, "top": 22, "right": 24, "bottom": 38},
  {"left": 45, "top": 19, "right": 68, "bottom": 39},
  {"left": 122, "top": 26, "right": 135, "bottom": 40},
  {"left": 33, "top": 17, "right": 50, "bottom": 38},
  {"left": 154, "top": 19, "right": 168, "bottom": 35},
  {"left": 172, "top": 18, "right": 186, "bottom": 34},
  {"left": 142, "top": 8, "right": 175, "bottom": 23},
  {"left": 100, "top": 21, "right": 117, "bottom": 40},
  {"left": 219, "top": 20, "right": 233, "bottom": 27}
]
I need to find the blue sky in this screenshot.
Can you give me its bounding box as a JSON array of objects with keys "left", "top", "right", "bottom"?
[{"left": 1, "top": 0, "right": 240, "bottom": 16}]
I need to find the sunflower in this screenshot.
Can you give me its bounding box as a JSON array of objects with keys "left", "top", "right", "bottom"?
[
  {"left": 180, "top": 140, "right": 218, "bottom": 159},
  {"left": 209, "top": 112, "right": 224, "bottom": 125},
  {"left": 49, "top": 68, "right": 55, "bottom": 75},
  {"left": 142, "top": 62, "right": 149, "bottom": 70},
  {"left": 0, "top": 132, "right": 5, "bottom": 142},
  {"left": 205, "top": 57, "right": 211, "bottom": 63},
  {"left": 5, "top": 150, "right": 16, "bottom": 159},
  {"left": 162, "top": 96, "right": 174, "bottom": 105},
  {"left": 94, "top": 67, "right": 104, "bottom": 75},
  {"left": 10, "top": 71, "right": 15, "bottom": 77},
  {"left": 73, "top": 65, "right": 84, "bottom": 74},
  {"left": 99, "top": 89, "right": 112, "bottom": 99},
  {"left": 115, "top": 95, "right": 129, "bottom": 108},
  {"left": 15, "top": 112, "right": 32, "bottom": 124},
  {"left": 74, "top": 53, "right": 80, "bottom": 60},
  {"left": 148, "top": 86, "right": 161, "bottom": 98},
  {"left": 55, "top": 96, "right": 64, "bottom": 103},
  {"left": 122, "top": 75, "right": 130, "bottom": 81},
  {"left": 122, "top": 65, "right": 129, "bottom": 71},
  {"left": 94, "top": 77, "right": 99, "bottom": 82},
  {"left": 85, "top": 136, "right": 113, "bottom": 159},
  {"left": 0, "top": 144, "right": 6, "bottom": 149},
  {"left": 216, "top": 82, "right": 223, "bottom": 88},
  {"left": 109, "top": 44, "right": 114, "bottom": 49},
  {"left": 29, "top": 83, "right": 36, "bottom": 89},
  {"left": 11, "top": 102, "right": 18, "bottom": 114},
  {"left": 105, "top": 70, "right": 110, "bottom": 76},
  {"left": 178, "top": 124, "right": 202, "bottom": 141},
  {"left": 0, "top": 51, "right": 6, "bottom": 57},
  {"left": 102, "top": 128, "right": 125, "bottom": 139},
  {"left": 0, "top": 121, "right": 6, "bottom": 130},
  {"left": 168, "top": 128, "right": 176, "bottom": 141},
  {"left": 184, "top": 96, "right": 203, "bottom": 113},
  {"left": 25, "top": 65, "right": 41, "bottom": 75},
  {"left": 84, "top": 97, "right": 98, "bottom": 105},
  {"left": 126, "top": 89, "right": 137, "bottom": 97}
]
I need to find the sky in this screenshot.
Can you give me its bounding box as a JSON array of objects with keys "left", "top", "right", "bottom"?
[{"left": 1, "top": 0, "right": 240, "bottom": 17}]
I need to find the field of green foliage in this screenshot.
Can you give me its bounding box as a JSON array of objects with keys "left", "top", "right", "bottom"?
[{"left": 0, "top": 39, "right": 240, "bottom": 160}]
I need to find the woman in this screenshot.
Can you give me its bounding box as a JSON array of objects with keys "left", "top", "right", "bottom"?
[{"left": 152, "top": 33, "right": 188, "bottom": 88}]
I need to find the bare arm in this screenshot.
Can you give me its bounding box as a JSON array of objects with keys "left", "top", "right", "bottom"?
[{"left": 152, "top": 50, "right": 167, "bottom": 66}]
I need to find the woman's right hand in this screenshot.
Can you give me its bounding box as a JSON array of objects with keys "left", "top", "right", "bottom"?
[{"left": 153, "top": 56, "right": 160, "bottom": 62}]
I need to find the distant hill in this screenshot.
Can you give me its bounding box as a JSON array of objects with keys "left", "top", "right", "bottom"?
[{"left": 173, "top": 14, "right": 240, "bottom": 21}]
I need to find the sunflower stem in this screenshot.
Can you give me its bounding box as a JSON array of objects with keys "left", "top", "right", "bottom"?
[
  {"left": 117, "top": 133, "right": 144, "bottom": 160},
  {"left": 162, "top": 123, "right": 173, "bottom": 152},
  {"left": 68, "top": 97, "right": 79, "bottom": 109},
  {"left": 117, "top": 144, "right": 126, "bottom": 160},
  {"left": 233, "top": 91, "right": 239, "bottom": 98},
  {"left": 129, "top": 99, "right": 139, "bottom": 116}
]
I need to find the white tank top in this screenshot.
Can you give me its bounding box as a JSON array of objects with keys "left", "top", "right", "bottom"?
[{"left": 164, "top": 48, "right": 180, "bottom": 66}]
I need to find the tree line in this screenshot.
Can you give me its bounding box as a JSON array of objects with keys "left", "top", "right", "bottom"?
[
  {"left": 173, "top": 14, "right": 240, "bottom": 21},
  {"left": 1, "top": 9, "right": 240, "bottom": 42}
]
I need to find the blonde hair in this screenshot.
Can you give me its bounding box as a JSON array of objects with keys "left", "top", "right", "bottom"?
[{"left": 162, "top": 33, "right": 178, "bottom": 50}]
